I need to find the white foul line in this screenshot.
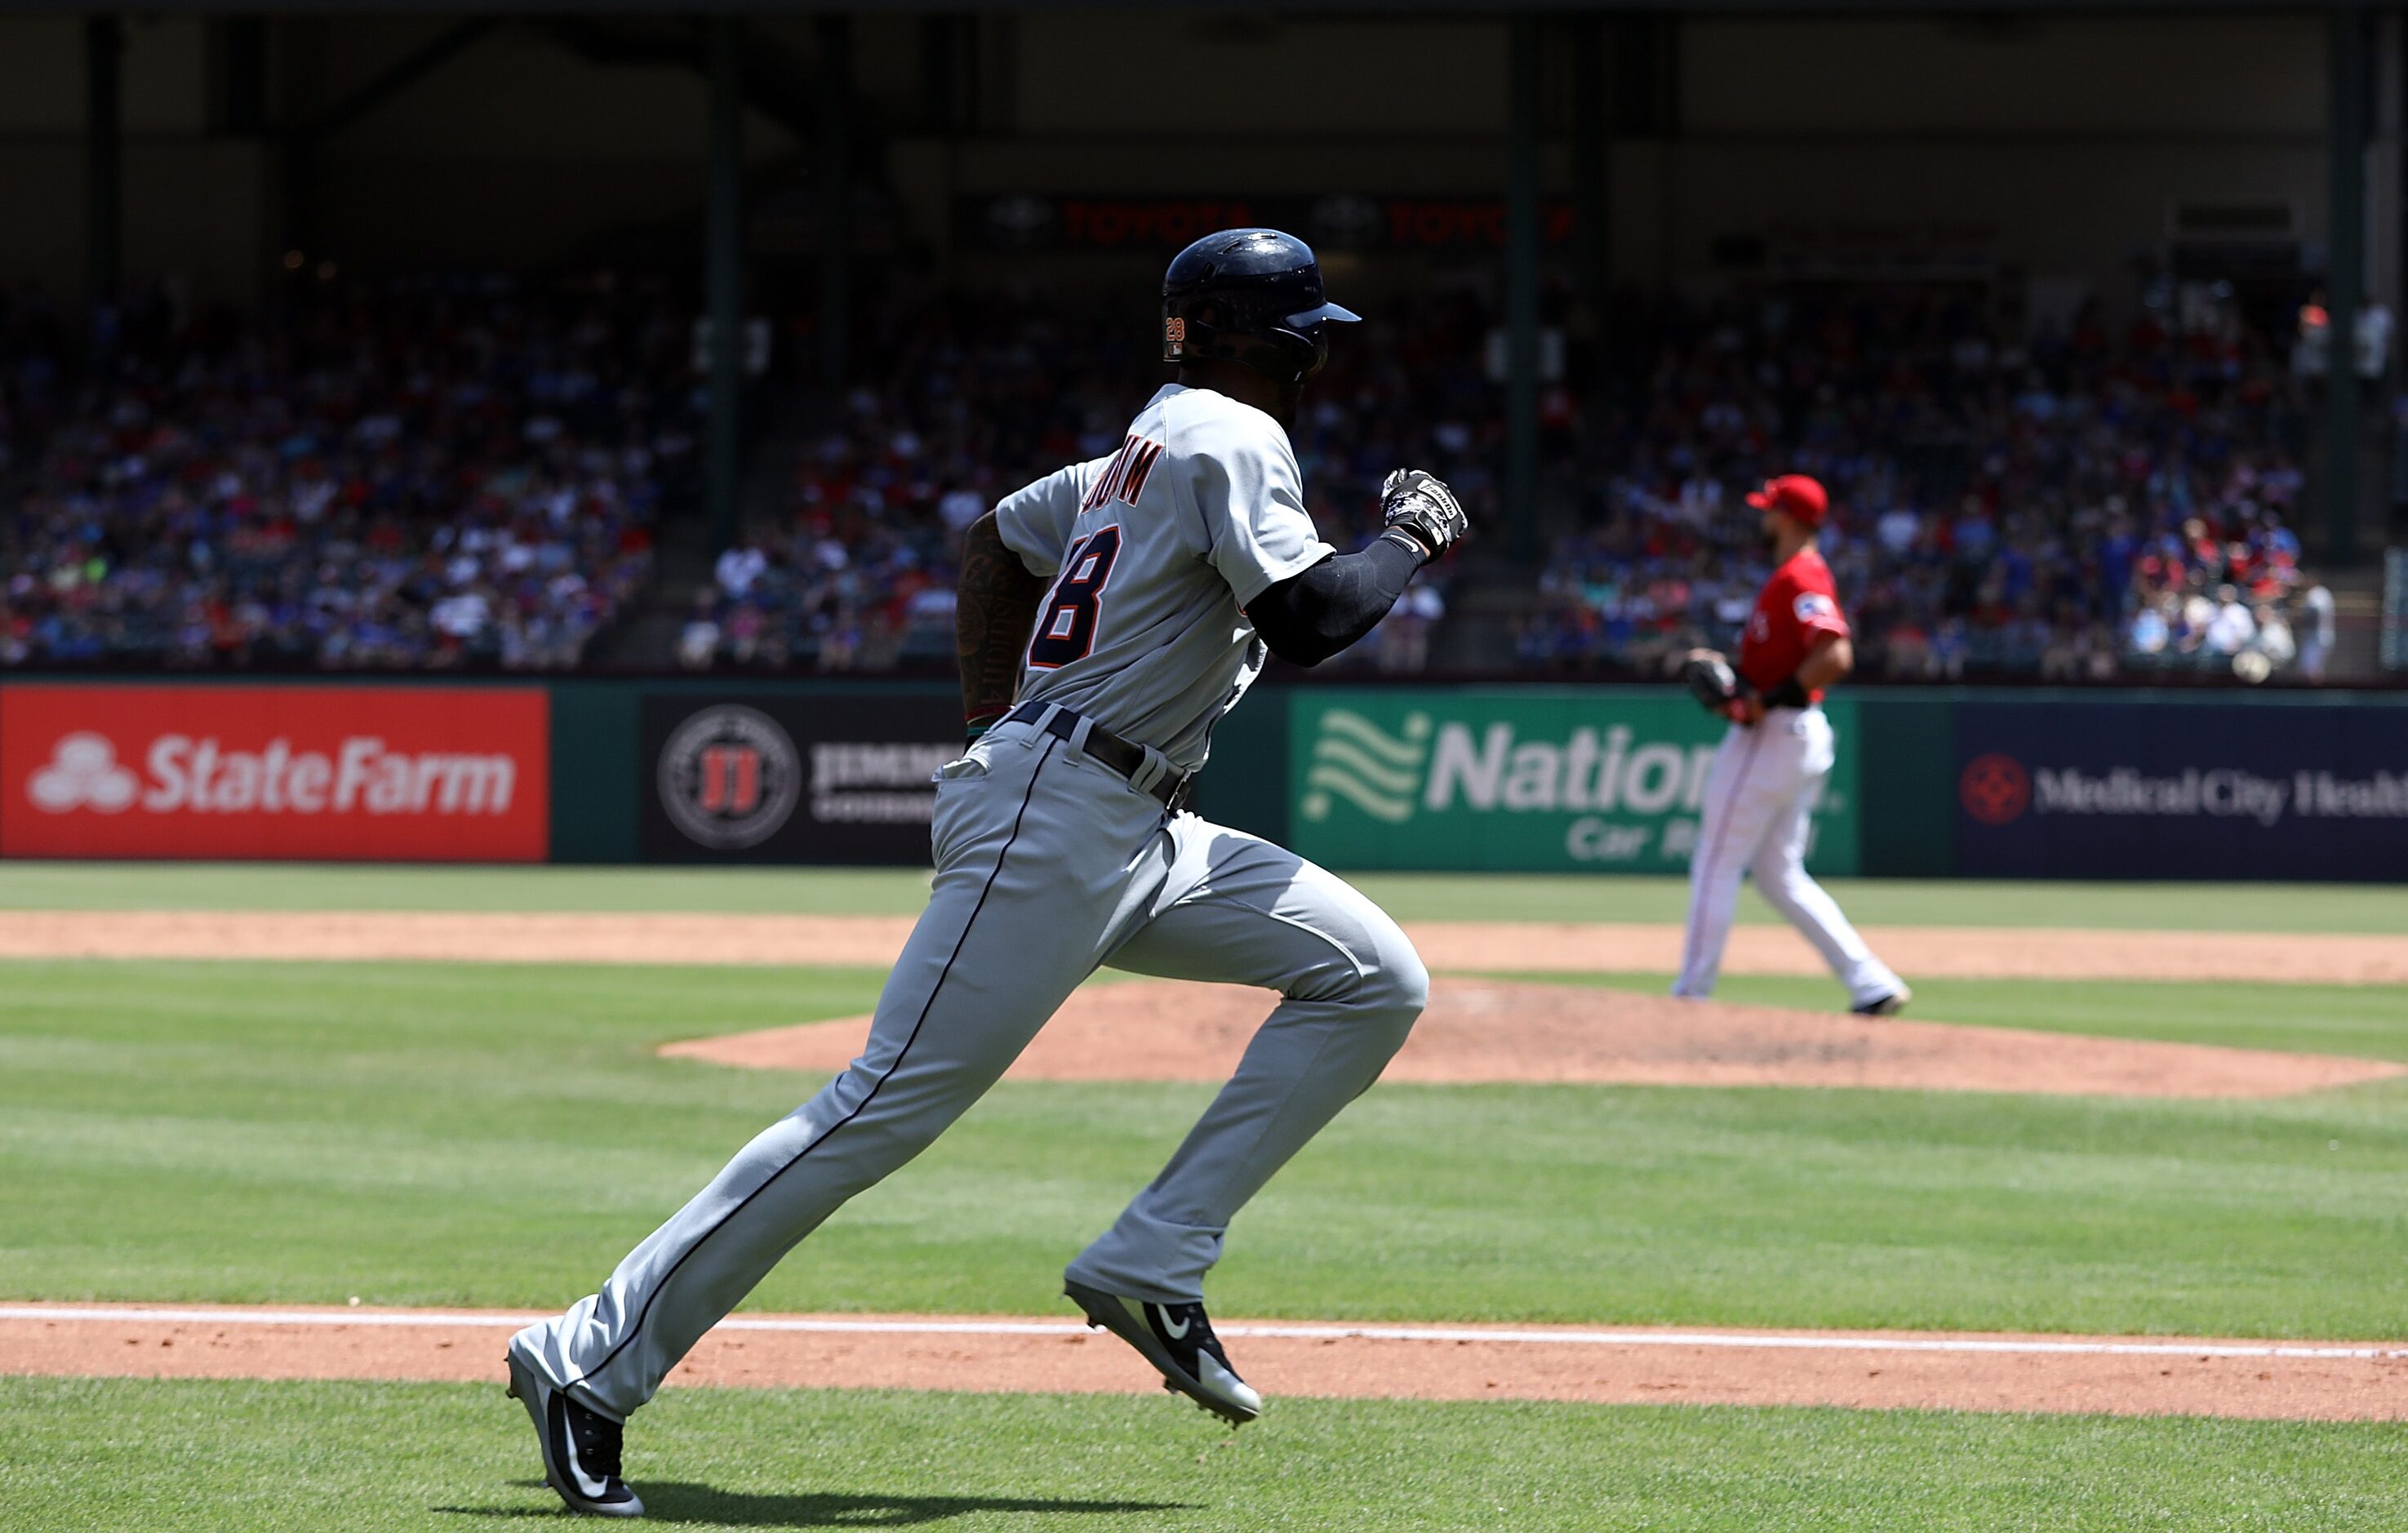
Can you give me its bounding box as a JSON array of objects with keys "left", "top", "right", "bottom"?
[{"left": 2, "top": 1306, "right": 2402, "bottom": 1362}]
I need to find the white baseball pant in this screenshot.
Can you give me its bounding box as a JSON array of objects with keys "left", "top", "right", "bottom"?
[{"left": 1672, "top": 705, "right": 1901, "bottom": 1007}]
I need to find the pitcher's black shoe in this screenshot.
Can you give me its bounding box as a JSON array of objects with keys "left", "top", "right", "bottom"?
[
  {"left": 1064, "top": 1280, "right": 1264, "bottom": 1425},
  {"left": 505, "top": 1343, "right": 646, "bottom": 1517}
]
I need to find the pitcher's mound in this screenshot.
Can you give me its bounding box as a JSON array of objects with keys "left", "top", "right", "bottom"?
[{"left": 663, "top": 980, "right": 2400, "bottom": 1098}]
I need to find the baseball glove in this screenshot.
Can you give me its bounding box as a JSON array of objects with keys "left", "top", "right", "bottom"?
[
  {"left": 1682, "top": 650, "right": 1743, "bottom": 713},
  {"left": 1379, "top": 469, "right": 1468, "bottom": 559}
]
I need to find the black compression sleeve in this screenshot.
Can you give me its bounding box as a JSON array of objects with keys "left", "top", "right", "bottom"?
[{"left": 1245, "top": 532, "right": 1426, "bottom": 667}]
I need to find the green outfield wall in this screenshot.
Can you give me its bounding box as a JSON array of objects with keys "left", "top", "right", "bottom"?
[
  {"left": 2, "top": 678, "right": 2402, "bottom": 879},
  {"left": 1280, "top": 687, "right": 1862, "bottom": 877}
]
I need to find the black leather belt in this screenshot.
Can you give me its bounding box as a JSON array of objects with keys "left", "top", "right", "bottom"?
[{"left": 1004, "top": 702, "right": 1193, "bottom": 812}]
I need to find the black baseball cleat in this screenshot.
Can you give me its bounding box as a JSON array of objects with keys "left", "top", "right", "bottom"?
[
  {"left": 1852, "top": 985, "right": 1913, "bottom": 1018},
  {"left": 506, "top": 1344, "right": 646, "bottom": 1517},
  {"left": 1064, "top": 1280, "right": 1263, "bottom": 1426}
]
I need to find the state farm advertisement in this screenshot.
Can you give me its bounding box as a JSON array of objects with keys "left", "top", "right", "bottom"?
[{"left": 1, "top": 685, "right": 549, "bottom": 861}]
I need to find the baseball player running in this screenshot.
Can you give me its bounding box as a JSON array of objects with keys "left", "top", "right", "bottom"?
[
  {"left": 1673, "top": 473, "right": 1908, "bottom": 1016},
  {"left": 504, "top": 229, "right": 1465, "bottom": 1517}
]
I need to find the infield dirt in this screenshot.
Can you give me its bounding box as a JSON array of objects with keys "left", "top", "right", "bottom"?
[
  {"left": 665, "top": 977, "right": 2402, "bottom": 1097},
  {"left": 9, "top": 1304, "right": 2406, "bottom": 1423},
  {"left": 6, "top": 909, "right": 2406, "bottom": 984}
]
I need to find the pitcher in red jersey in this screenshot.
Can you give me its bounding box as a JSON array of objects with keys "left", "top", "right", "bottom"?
[{"left": 1673, "top": 474, "right": 1910, "bottom": 1015}]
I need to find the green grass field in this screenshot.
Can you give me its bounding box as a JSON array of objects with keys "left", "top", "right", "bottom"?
[
  {"left": 6, "top": 1379, "right": 2404, "bottom": 1532},
  {"left": 7, "top": 958, "right": 2408, "bottom": 1335},
  {"left": 5, "top": 863, "right": 2404, "bottom": 1528}
]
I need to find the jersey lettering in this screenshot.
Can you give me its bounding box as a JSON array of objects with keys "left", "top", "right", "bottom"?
[
  {"left": 1029, "top": 525, "right": 1123, "bottom": 669},
  {"left": 1081, "top": 435, "right": 1166, "bottom": 512},
  {"left": 988, "top": 384, "right": 1338, "bottom": 771}
]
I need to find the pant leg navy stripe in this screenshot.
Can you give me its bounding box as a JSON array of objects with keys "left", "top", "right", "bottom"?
[{"left": 574, "top": 740, "right": 1061, "bottom": 1393}]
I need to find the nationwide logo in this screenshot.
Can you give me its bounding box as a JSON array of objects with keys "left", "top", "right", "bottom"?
[
  {"left": 1290, "top": 704, "right": 1825, "bottom": 867},
  {"left": 1300, "top": 709, "right": 1432, "bottom": 824},
  {"left": 658, "top": 705, "right": 802, "bottom": 851},
  {"left": 1300, "top": 709, "right": 1719, "bottom": 826}
]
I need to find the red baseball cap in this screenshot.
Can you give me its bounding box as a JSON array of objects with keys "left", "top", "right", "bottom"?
[{"left": 1746, "top": 473, "right": 1828, "bottom": 527}]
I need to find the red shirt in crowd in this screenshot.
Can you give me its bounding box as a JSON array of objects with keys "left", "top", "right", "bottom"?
[{"left": 1738, "top": 545, "right": 1850, "bottom": 701}]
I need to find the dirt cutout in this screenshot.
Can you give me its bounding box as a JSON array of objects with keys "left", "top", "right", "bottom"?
[
  {"left": 7, "top": 910, "right": 2406, "bottom": 985},
  {"left": 8, "top": 1304, "right": 2406, "bottom": 1422},
  {"left": 665, "top": 978, "right": 2401, "bottom": 1098}
]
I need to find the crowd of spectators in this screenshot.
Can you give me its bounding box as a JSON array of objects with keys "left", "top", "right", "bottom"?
[
  {"left": 695, "top": 280, "right": 2333, "bottom": 683},
  {"left": 2119, "top": 518, "right": 2335, "bottom": 682},
  {"left": 682, "top": 286, "right": 1469, "bottom": 673},
  {"left": 1518, "top": 287, "right": 2330, "bottom": 681},
  {"left": 2, "top": 274, "right": 694, "bottom": 670},
  {"left": 7, "top": 273, "right": 2347, "bottom": 682}
]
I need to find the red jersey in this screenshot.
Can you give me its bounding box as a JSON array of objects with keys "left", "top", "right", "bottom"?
[{"left": 1738, "top": 546, "right": 1850, "bottom": 700}]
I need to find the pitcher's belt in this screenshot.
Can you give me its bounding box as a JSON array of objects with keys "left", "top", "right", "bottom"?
[{"left": 1003, "top": 702, "right": 1193, "bottom": 812}]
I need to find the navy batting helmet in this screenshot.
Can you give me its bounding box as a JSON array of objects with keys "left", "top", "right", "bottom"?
[{"left": 1161, "top": 228, "right": 1359, "bottom": 386}]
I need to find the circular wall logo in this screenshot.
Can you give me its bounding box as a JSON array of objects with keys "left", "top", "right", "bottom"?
[
  {"left": 1959, "top": 753, "right": 2032, "bottom": 826},
  {"left": 657, "top": 705, "right": 802, "bottom": 851}
]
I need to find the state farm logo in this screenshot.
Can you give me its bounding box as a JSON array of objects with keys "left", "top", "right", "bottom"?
[
  {"left": 658, "top": 704, "right": 801, "bottom": 851},
  {"left": 20, "top": 731, "right": 518, "bottom": 816},
  {"left": 1960, "top": 753, "right": 2031, "bottom": 826},
  {"left": 29, "top": 733, "right": 140, "bottom": 813}
]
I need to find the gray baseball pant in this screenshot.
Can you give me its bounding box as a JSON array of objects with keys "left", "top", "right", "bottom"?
[{"left": 514, "top": 715, "right": 1428, "bottom": 1420}]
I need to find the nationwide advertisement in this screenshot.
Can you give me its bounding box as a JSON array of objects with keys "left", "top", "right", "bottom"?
[
  {"left": 1284, "top": 688, "right": 1859, "bottom": 874},
  {"left": 0, "top": 683, "right": 549, "bottom": 860},
  {"left": 641, "top": 691, "right": 962, "bottom": 864},
  {"left": 1955, "top": 700, "right": 2408, "bottom": 880}
]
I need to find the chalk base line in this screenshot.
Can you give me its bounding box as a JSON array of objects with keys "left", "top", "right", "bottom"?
[{"left": 7, "top": 1303, "right": 2406, "bottom": 1421}]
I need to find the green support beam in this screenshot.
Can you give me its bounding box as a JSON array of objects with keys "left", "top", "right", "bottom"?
[
  {"left": 706, "top": 16, "right": 745, "bottom": 555},
  {"left": 1505, "top": 14, "right": 1542, "bottom": 564},
  {"left": 2327, "top": 5, "right": 2367, "bottom": 568},
  {"left": 85, "top": 15, "right": 122, "bottom": 318},
  {"left": 818, "top": 15, "right": 854, "bottom": 393},
  {"left": 1571, "top": 16, "right": 1611, "bottom": 349}
]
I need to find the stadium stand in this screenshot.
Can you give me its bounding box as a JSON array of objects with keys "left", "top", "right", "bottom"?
[
  {"left": 1517, "top": 288, "right": 2321, "bottom": 681},
  {"left": 683, "top": 289, "right": 1472, "bottom": 673},
  {"left": 2, "top": 277, "right": 2337, "bottom": 681},
  {"left": 1, "top": 274, "right": 692, "bottom": 670}
]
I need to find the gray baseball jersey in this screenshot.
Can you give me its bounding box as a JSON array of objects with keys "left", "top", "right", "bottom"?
[
  {"left": 995, "top": 383, "right": 1334, "bottom": 771},
  {"left": 512, "top": 382, "right": 1424, "bottom": 1424}
]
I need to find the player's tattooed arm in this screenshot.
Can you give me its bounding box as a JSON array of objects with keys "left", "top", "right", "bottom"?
[{"left": 956, "top": 511, "right": 1048, "bottom": 738}]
